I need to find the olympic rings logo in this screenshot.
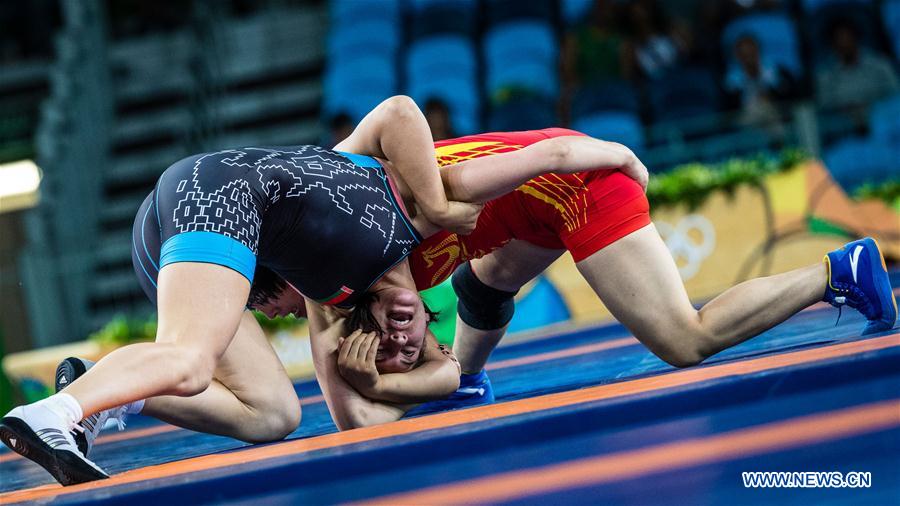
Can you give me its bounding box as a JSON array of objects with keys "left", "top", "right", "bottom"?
[{"left": 655, "top": 214, "right": 716, "bottom": 281}]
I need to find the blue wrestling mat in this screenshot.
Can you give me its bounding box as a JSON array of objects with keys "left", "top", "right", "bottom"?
[{"left": 2, "top": 273, "right": 898, "bottom": 505}]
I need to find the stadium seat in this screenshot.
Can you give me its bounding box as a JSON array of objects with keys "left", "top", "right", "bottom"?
[
  {"left": 327, "top": 19, "right": 399, "bottom": 60},
  {"left": 721, "top": 13, "right": 803, "bottom": 78},
  {"left": 572, "top": 111, "right": 645, "bottom": 151},
  {"left": 488, "top": 97, "right": 557, "bottom": 132},
  {"left": 408, "top": 0, "right": 477, "bottom": 39},
  {"left": 406, "top": 36, "right": 477, "bottom": 81},
  {"left": 406, "top": 36, "right": 480, "bottom": 133},
  {"left": 800, "top": 0, "right": 871, "bottom": 12},
  {"left": 884, "top": 0, "right": 900, "bottom": 58},
  {"left": 484, "top": 0, "right": 557, "bottom": 26},
  {"left": 324, "top": 55, "right": 397, "bottom": 120},
  {"left": 409, "top": 78, "right": 480, "bottom": 134},
  {"left": 648, "top": 67, "right": 720, "bottom": 122},
  {"left": 869, "top": 94, "right": 900, "bottom": 148},
  {"left": 570, "top": 81, "right": 640, "bottom": 120},
  {"left": 485, "top": 21, "right": 559, "bottom": 99},
  {"left": 561, "top": 0, "right": 594, "bottom": 26},
  {"left": 330, "top": 0, "right": 400, "bottom": 24},
  {"left": 823, "top": 137, "right": 895, "bottom": 191},
  {"left": 485, "top": 20, "right": 558, "bottom": 65}
]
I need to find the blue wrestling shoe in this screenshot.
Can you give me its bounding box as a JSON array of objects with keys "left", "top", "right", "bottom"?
[
  {"left": 823, "top": 237, "right": 898, "bottom": 335},
  {"left": 413, "top": 370, "right": 496, "bottom": 414}
]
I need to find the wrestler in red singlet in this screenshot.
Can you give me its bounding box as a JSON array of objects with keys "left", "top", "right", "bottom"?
[{"left": 409, "top": 128, "right": 651, "bottom": 290}]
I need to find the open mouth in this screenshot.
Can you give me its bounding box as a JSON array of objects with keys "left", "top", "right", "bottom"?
[{"left": 387, "top": 311, "right": 413, "bottom": 328}]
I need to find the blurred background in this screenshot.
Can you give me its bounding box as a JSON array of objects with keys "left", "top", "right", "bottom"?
[{"left": 0, "top": 0, "right": 897, "bottom": 409}]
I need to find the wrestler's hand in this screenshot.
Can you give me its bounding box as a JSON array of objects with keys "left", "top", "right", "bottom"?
[
  {"left": 337, "top": 329, "right": 381, "bottom": 396},
  {"left": 620, "top": 155, "right": 650, "bottom": 192},
  {"left": 424, "top": 201, "right": 483, "bottom": 236}
]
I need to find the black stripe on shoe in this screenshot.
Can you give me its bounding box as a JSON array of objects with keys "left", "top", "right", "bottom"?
[
  {"left": 55, "top": 357, "right": 95, "bottom": 456},
  {"left": 0, "top": 416, "right": 109, "bottom": 486}
]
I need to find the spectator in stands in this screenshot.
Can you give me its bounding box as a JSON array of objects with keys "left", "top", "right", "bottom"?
[
  {"left": 621, "top": 0, "right": 689, "bottom": 81},
  {"left": 424, "top": 98, "right": 454, "bottom": 141},
  {"left": 562, "top": 0, "right": 629, "bottom": 86},
  {"left": 328, "top": 112, "right": 355, "bottom": 146},
  {"left": 815, "top": 20, "right": 898, "bottom": 120},
  {"left": 561, "top": 0, "right": 630, "bottom": 123},
  {"left": 724, "top": 34, "right": 796, "bottom": 136}
]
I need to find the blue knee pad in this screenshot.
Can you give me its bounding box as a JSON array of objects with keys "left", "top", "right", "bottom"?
[{"left": 451, "top": 262, "right": 518, "bottom": 331}]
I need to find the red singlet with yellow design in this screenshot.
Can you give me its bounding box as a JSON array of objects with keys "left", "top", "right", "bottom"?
[{"left": 409, "top": 128, "right": 650, "bottom": 290}]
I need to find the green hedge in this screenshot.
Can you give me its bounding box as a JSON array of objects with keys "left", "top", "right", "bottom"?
[
  {"left": 854, "top": 181, "right": 900, "bottom": 210},
  {"left": 646, "top": 149, "right": 808, "bottom": 210}
]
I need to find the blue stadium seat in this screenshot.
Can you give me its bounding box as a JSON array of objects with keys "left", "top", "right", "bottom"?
[
  {"left": 406, "top": 36, "right": 479, "bottom": 133},
  {"left": 330, "top": 0, "right": 400, "bottom": 24},
  {"left": 823, "top": 137, "right": 895, "bottom": 191},
  {"left": 408, "top": 0, "right": 478, "bottom": 39},
  {"left": 485, "top": 21, "right": 559, "bottom": 98},
  {"left": 409, "top": 79, "right": 480, "bottom": 134},
  {"left": 409, "top": 0, "right": 477, "bottom": 10},
  {"left": 884, "top": 0, "right": 900, "bottom": 58},
  {"left": 570, "top": 81, "right": 640, "bottom": 120},
  {"left": 484, "top": 0, "right": 557, "bottom": 26},
  {"left": 561, "top": 0, "right": 594, "bottom": 26},
  {"left": 800, "top": 0, "right": 871, "bottom": 12},
  {"left": 324, "top": 55, "right": 397, "bottom": 120},
  {"left": 488, "top": 97, "right": 557, "bottom": 132},
  {"left": 721, "top": 13, "right": 802, "bottom": 78},
  {"left": 485, "top": 21, "right": 558, "bottom": 65},
  {"left": 327, "top": 19, "right": 399, "bottom": 60},
  {"left": 572, "top": 112, "right": 645, "bottom": 151},
  {"left": 406, "top": 36, "right": 477, "bottom": 81},
  {"left": 487, "top": 61, "right": 559, "bottom": 99},
  {"left": 648, "top": 67, "right": 720, "bottom": 122},
  {"left": 869, "top": 94, "right": 900, "bottom": 148}
]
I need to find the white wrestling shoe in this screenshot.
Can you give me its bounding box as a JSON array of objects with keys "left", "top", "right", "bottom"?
[
  {"left": 0, "top": 400, "right": 109, "bottom": 485},
  {"left": 55, "top": 357, "right": 129, "bottom": 457}
]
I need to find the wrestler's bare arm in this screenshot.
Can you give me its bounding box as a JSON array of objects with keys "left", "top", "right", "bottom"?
[
  {"left": 307, "top": 300, "right": 407, "bottom": 430},
  {"left": 307, "top": 298, "right": 460, "bottom": 429},
  {"left": 439, "top": 136, "right": 649, "bottom": 204},
  {"left": 334, "top": 95, "right": 479, "bottom": 235}
]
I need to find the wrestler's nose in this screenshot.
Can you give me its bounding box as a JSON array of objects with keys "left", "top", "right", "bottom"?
[{"left": 389, "top": 333, "right": 408, "bottom": 346}]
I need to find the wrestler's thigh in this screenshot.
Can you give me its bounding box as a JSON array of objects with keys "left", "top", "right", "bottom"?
[
  {"left": 470, "top": 240, "right": 565, "bottom": 292},
  {"left": 213, "top": 311, "right": 298, "bottom": 410},
  {"left": 575, "top": 223, "right": 699, "bottom": 350}
]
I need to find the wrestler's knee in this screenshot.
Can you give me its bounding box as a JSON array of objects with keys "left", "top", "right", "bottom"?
[
  {"left": 166, "top": 345, "right": 217, "bottom": 397},
  {"left": 240, "top": 399, "right": 301, "bottom": 443},
  {"left": 452, "top": 262, "right": 519, "bottom": 331},
  {"left": 633, "top": 319, "right": 710, "bottom": 369}
]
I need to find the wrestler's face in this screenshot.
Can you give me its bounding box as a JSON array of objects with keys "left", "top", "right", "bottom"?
[
  {"left": 368, "top": 287, "right": 428, "bottom": 374},
  {"left": 254, "top": 285, "right": 306, "bottom": 319}
]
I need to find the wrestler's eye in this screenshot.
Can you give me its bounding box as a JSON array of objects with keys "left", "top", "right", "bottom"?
[{"left": 402, "top": 349, "right": 416, "bottom": 357}]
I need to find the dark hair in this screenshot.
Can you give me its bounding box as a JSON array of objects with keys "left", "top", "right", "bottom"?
[
  {"left": 348, "top": 292, "right": 439, "bottom": 336},
  {"left": 424, "top": 97, "right": 449, "bottom": 114},
  {"left": 827, "top": 18, "right": 859, "bottom": 41},
  {"left": 247, "top": 265, "right": 288, "bottom": 308},
  {"left": 329, "top": 112, "right": 353, "bottom": 130}
]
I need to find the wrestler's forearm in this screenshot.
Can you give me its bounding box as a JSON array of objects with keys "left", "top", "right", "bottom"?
[
  {"left": 367, "top": 359, "right": 460, "bottom": 403},
  {"left": 335, "top": 96, "right": 449, "bottom": 218},
  {"left": 553, "top": 136, "right": 639, "bottom": 172},
  {"left": 307, "top": 301, "right": 407, "bottom": 430},
  {"left": 440, "top": 136, "right": 645, "bottom": 203}
]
